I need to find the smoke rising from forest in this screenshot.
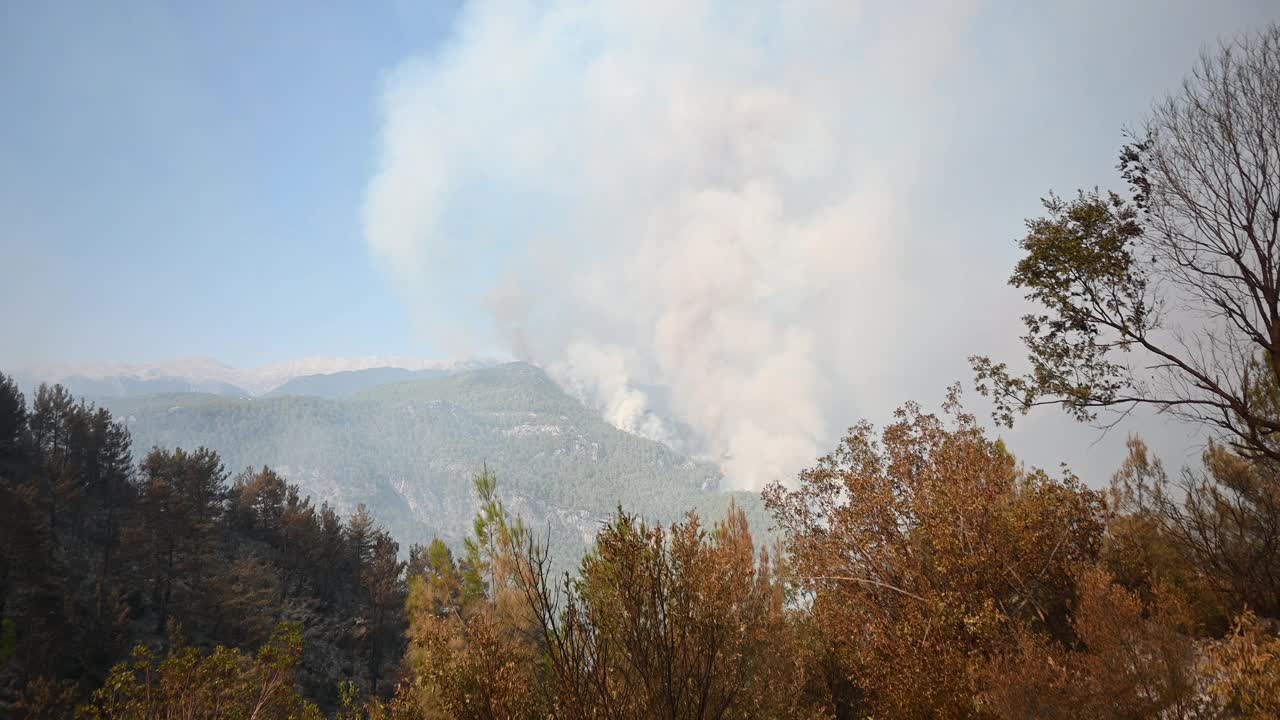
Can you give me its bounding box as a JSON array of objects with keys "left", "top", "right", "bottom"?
[{"left": 364, "top": 1, "right": 977, "bottom": 489}]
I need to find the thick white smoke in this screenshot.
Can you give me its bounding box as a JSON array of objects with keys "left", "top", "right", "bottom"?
[
  {"left": 547, "top": 341, "right": 678, "bottom": 448},
  {"left": 364, "top": 0, "right": 977, "bottom": 489}
]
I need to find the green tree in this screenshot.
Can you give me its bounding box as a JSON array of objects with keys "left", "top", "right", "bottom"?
[
  {"left": 346, "top": 504, "right": 376, "bottom": 571},
  {"left": 0, "top": 372, "right": 33, "bottom": 625},
  {"left": 137, "top": 447, "right": 227, "bottom": 634},
  {"left": 0, "top": 373, "right": 30, "bottom": 481},
  {"left": 29, "top": 384, "right": 81, "bottom": 537},
  {"left": 362, "top": 530, "right": 405, "bottom": 694},
  {"left": 314, "top": 502, "right": 346, "bottom": 601}
]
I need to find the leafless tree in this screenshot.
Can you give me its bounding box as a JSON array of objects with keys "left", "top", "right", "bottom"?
[{"left": 973, "top": 23, "right": 1280, "bottom": 464}]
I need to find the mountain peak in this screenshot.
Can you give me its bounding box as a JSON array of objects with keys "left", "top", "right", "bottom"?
[{"left": 13, "top": 356, "right": 503, "bottom": 397}]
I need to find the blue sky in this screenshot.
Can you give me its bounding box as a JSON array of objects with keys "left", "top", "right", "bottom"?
[
  {"left": 0, "top": 1, "right": 462, "bottom": 367},
  {"left": 3, "top": 1, "right": 1279, "bottom": 487}
]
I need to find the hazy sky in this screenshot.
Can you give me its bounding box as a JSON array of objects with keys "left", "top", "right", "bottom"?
[
  {"left": 1, "top": 1, "right": 462, "bottom": 367},
  {"left": 3, "top": 1, "right": 1278, "bottom": 488}
]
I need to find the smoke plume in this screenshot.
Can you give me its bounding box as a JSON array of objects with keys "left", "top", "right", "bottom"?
[{"left": 364, "top": 0, "right": 977, "bottom": 489}]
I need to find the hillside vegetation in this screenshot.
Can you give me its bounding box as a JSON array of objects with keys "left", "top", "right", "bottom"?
[
  {"left": 7, "top": 22, "right": 1280, "bottom": 720},
  {"left": 98, "top": 362, "right": 762, "bottom": 566},
  {"left": 0, "top": 377, "right": 408, "bottom": 715}
]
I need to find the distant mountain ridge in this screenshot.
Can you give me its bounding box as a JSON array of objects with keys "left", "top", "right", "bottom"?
[
  {"left": 90, "top": 362, "right": 760, "bottom": 567},
  {"left": 267, "top": 367, "right": 449, "bottom": 398},
  {"left": 16, "top": 356, "right": 498, "bottom": 398}
]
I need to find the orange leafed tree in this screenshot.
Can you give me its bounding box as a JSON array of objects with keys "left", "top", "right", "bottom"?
[{"left": 765, "top": 390, "right": 1106, "bottom": 718}]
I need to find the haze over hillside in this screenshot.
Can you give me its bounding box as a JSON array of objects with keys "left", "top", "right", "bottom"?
[
  {"left": 87, "top": 361, "right": 761, "bottom": 566},
  {"left": 14, "top": 356, "right": 497, "bottom": 398}
]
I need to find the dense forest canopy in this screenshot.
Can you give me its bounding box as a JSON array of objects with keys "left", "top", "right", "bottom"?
[{"left": 5, "top": 19, "right": 1280, "bottom": 720}]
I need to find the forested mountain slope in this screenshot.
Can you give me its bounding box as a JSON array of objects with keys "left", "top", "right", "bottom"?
[
  {"left": 0, "top": 376, "right": 410, "bottom": 714},
  {"left": 98, "top": 362, "right": 764, "bottom": 564}
]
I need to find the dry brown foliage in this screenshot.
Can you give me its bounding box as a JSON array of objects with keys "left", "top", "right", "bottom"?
[{"left": 765, "top": 391, "right": 1106, "bottom": 718}]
